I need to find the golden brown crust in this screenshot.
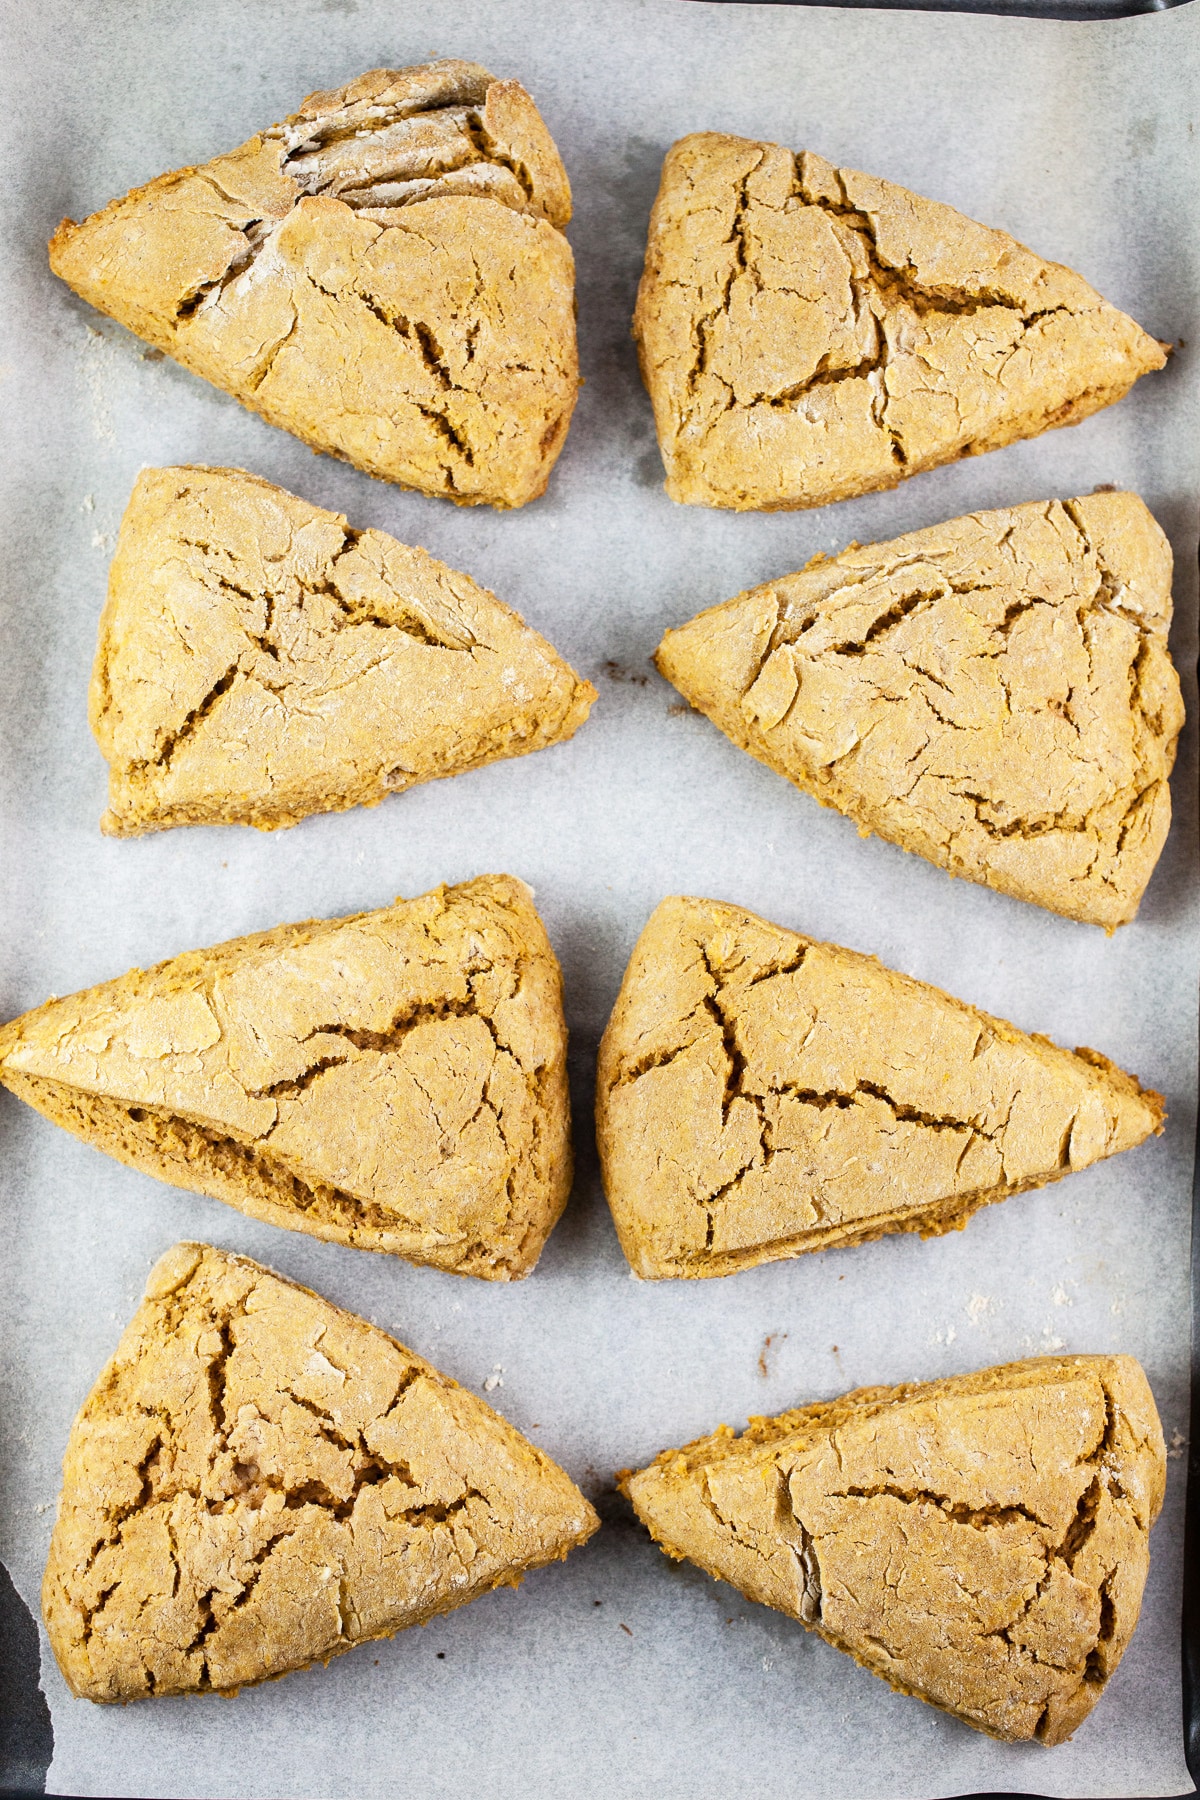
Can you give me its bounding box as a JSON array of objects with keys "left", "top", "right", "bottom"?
[
  {"left": 44, "top": 1242, "right": 598, "bottom": 1702},
  {"left": 620, "top": 1355, "right": 1165, "bottom": 1744},
  {"left": 596, "top": 896, "right": 1164, "bottom": 1279},
  {"left": 49, "top": 62, "right": 577, "bottom": 508},
  {"left": 655, "top": 494, "right": 1183, "bottom": 929},
  {"left": 90, "top": 466, "right": 596, "bottom": 835},
  {"left": 0, "top": 876, "right": 572, "bottom": 1278},
  {"left": 634, "top": 135, "right": 1166, "bottom": 510}
]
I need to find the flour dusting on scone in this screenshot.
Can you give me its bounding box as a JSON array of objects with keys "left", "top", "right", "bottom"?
[
  {"left": 656, "top": 494, "right": 1183, "bottom": 928},
  {"left": 0, "top": 877, "right": 572, "bottom": 1278},
  {"left": 597, "top": 896, "right": 1164, "bottom": 1278},
  {"left": 50, "top": 62, "right": 578, "bottom": 507},
  {"left": 621, "top": 1355, "right": 1165, "bottom": 1743},
  {"left": 44, "top": 1243, "right": 598, "bottom": 1701},
  {"left": 91, "top": 466, "right": 595, "bottom": 834},
  {"left": 635, "top": 134, "right": 1166, "bottom": 510}
]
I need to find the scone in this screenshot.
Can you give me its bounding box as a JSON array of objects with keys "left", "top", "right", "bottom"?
[
  {"left": 0, "top": 876, "right": 570, "bottom": 1279},
  {"left": 44, "top": 1242, "right": 599, "bottom": 1702},
  {"left": 656, "top": 493, "right": 1183, "bottom": 929},
  {"left": 596, "top": 896, "right": 1164, "bottom": 1279},
  {"left": 50, "top": 62, "right": 577, "bottom": 507},
  {"left": 620, "top": 1355, "right": 1165, "bottom": 1744},
  {"left": 92, "top": 466, "right": 596, "bottom": 835},
  {"left": 634, "top": 135, "right": 1166, "bottom": 510}
]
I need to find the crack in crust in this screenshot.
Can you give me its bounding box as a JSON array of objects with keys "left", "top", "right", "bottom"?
[
  {"left": 595, "top": 896, "right": 1163, "bottom": 1279},
  {"left": 619, "top": 1355, "right": 1166, "bottom": 1745},
  {"left": 656, "top": 493, "right": 1183, "bottom": 930},
  {"left": 90, "top": 467, "right": 595, "bottom": 835},
  {"left": 277, "top": 63, "right": 569, "bottom": 228},
  {"left": 0, "top": 876, "right": 573, "bottom": 1280},
  {"left": 43, "top": 1243, "right": 598, "bottom": 1702},
  {"left": 48, "top": 61, "right": 577, "bottom": 508},
  {"left": 634, "top": 134, "right": 1166, "bottom": 511}
]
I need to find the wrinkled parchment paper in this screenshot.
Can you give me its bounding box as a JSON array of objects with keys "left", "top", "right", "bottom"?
[{"left": 1, "top": 1, "right": 1197, "bottom": 1793}]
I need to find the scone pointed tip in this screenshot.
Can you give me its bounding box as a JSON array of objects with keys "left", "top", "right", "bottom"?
[
  {"left": 49, "top": 217, "right": 80, "bottom": 256},
  {"left": 143, "top": 1239, "right": 206, "bottom": 1299}
]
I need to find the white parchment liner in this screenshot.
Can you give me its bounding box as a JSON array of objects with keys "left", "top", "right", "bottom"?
[{"left": 0, "top": 1, "right": 1196, "bottom": 1793}]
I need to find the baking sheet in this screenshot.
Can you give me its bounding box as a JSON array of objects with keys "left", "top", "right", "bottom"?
[{"left": 1, "top": 0, "right": 1197, "bottom": 1794}]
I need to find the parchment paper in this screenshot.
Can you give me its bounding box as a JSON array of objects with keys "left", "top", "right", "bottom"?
[{"left": 1, "top": 1, "right": 1197, "bottom": 1794}]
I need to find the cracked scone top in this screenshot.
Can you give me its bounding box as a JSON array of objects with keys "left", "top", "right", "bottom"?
[
  {"left": 44, "top": 1242, "right": 599, "bottom": 1702},
  {"left": 634, "top": 135, "right": 1166, "bottom": 510},
  {"left": 596, "top": 897, "right": 1163, "bottom": 1279},
  {"left": 620, "top": 1355, "right": 1165, "bottom": 1744},
  {"left": 656, "top": 493, "right": 1184, "bottom": 929},
  {"left": 0, "top": 876, "right": 571, "bottom": 1279},
  {"left": 49, "top": 61, "right": 578, "bottom": 507},
  {"left": 92, "top": 466, "right": 596, "bottom": 835}
]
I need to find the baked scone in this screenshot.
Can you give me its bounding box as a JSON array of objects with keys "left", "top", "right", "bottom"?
[
  {"left": 620, "top": 1355, "right": 1165, "bottom": 1744},
  {"left": 49, "top": 62, "right": 577, "bottom": 507},
  {"left": 0, "top": 876, "right": 570, "bottom": 1279},
  {"left": 91, "top": 466, "right": 596, "bottom": 835},
  {"left": 634, "top": 135, "right": 1166, "bottom": 510},
  {"left": 657, "top": 493, "right": 1183, "bottom": 929},
  {"left": 45, "top": 1242, "right": 599, "bottom": 1702},
  {"left": 596, "top": 896, "right": 1164, "bottom": 1279}
]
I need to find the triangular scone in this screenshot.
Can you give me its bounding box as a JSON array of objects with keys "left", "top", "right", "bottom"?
[
  {"left": 0, "top": 877, "right": 571, "bottom": 1279},
  {"left": 634, "top": 135, "right": 1166, "bottom": 510},
  {"left": 44, "top": 1242, "right": 599, "bottom": 1702},
  {"left": 91, "top": 466, "right": 596, "bottom": 835},
  {"left": 657, "top": 494, "right": 1183, "bottom": 929},
  {"left": 621, "top": 1357, "right": 1164, "bottom": 1744},
  {"left": 49, "top": 62, "right": 577, "bottom": 508},
  {"left": 596, "top": 897, "right": 1163, "bottom": 1279}
]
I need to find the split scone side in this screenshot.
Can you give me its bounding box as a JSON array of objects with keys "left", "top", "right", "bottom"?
[
  {"left": 50, "top": 61, "right": 577, "bottom": 508},
  {"left": 0, "top": 876, "right": 571, "bottom": 1279},
  {"left": 45, "top": 1242, "right": 599, "bottom": 1702},
  {"left": 596, "top": 896, "right": 1163, "bottom": 1279},
  {"left": 656, "top": 493, "right": 1184, "bottom": 929},
  {"left": 634, "top": 134, "right": 1166, "bottom": 510},
  {"left": 620, "top": 1355, "right": 1165, "bottom": 1744},
  {"left": 92, "top": 466, "right": 596, "bottom": 835}
]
